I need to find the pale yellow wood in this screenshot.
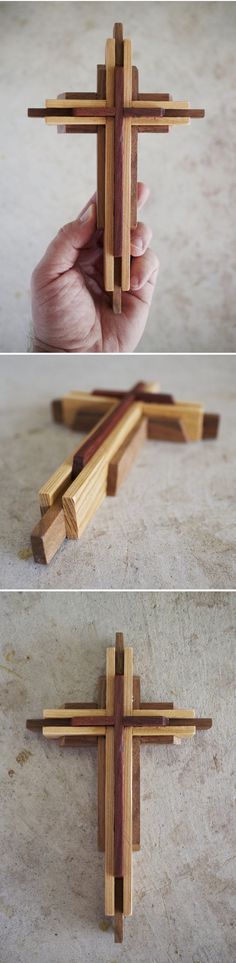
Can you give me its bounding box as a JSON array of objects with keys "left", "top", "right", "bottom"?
[
  {"left": 59, "top": 392, "right": 117, "bottom": 427},
  {"left": 39, "top": 404, "right": 119, "bottom": 509},
  {"left": 133, "top": 727, "right": 195, "bottom": 737},
  {"left": 122, "top": 39, "right": 132, "bottom": 291},
  {"left": 131, "top": 708, "right": 195, "bottom": 718},
  {"left": 62, "top": 403, "right": 143, "bottom": 538},
  {"left": 45, "top": 116, "right": 106, "bottom": 126},
  {"left": 144, "top": 382, "right": 160, "bottom": 392},
  {"left": 43, "top": 708, "right": 110, "bottom": 718},
  {"left": 104, "top": 38, "right": 115, "bottom": 292},
  {"left": 131, "top": 100, "right": 189, "bottom": 109},
  {"left": 46, "top": 99, "right": 107, "bottom": 109},
  {"left": 130, "top": 117, "right": 190, "bottom": 127},
  {"left": 105, "top": 647, "right": 115, "bottom": 916},
  {"left": 123, "top": 647, "right": 133, "bottom": 917},
  {"left": 43, "top": 726, "right": 106, "bottom": 737},
  {"left": 142, "top": 402, "right": 204, "bottom": 441}
]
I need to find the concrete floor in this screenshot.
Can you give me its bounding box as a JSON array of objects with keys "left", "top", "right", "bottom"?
[
  {"left": 0, "top": 354, "right": 236, "bottom": 589},
  {"left": 0, "top": 1, "right": 235, "bottom": 352},
  {"left": 0, "top": 591, "right": 235, "bottom": 963}
]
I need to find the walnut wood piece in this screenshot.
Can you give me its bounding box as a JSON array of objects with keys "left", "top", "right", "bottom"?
[
  {"left": 71, "top": 384, "right": 143, "bottom": 475},
  {"left": 31, "top": 497, "right": 66, "bottom": 564},
  {"left": 202, "top": 412, "right": 220, "bottom": 439},
  {"left": 115, "top": 631, "right": 124, "bottom": 674},
  {"left": 92, "top": 388, "right": 174, "bottom": 404},
  {"left": 107, "top": 416, "right": 147, "bottom": 495},
  {"left": 97, "top": 65, "right": 106, "bottom": 228},
  {"left": 122, "top": 39, "right": 132, "bottom": 292},
  {"left": 114, "top": 675, "right": 124, "bottom": 877},
  {"left": 132, "top": 675, "right": 140, "bottom": 851},
  {"left": 105, "top": 647, "right": 115, "bottom": 916},
  {"left": 97, "top": 674, "right": 106, "bottom": 852}
]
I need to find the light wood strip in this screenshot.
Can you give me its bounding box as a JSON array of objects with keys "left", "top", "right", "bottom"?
[
  {"left": 43, "top": 708, "right": 110, "bottom": 718},
  {"left": 130, "top": 116, "right": 190, "bottom": 127},
  {"left": 123, "top": 647, "right": 133, "bottom": 917},
  {"left": 62, "top": 403, "right": 142, "bottom": 538},
  {"left": 131, "top": 708, "right": 195, "bottom": 719},
  {"left": 43, "top": 726, "right": 106, "bottom": 737},
  {"left": 122, "top": 40, "right": 132, "bottom": 290},
  {"left": 104, "top": 39, "right": 115, "bottom": 291},
  {"left": 142, "top": 402, "right": 203, "bottom": 441},
  {"left": 46, "top": 98, "right": 107, "bottom": 109},
  {"left": 133, "top": 727, "right": 195, "bottom": 738},
  {"left": 105, "top": 647, "right": 115, "bottom": 916},
  {"left": 39, "top": 404, "right": 118, "bottom": 509},
  {"left": 45, "top": 116, "right": 106, "bottom": 126},
  {"left": 132, "top": 99, "right": 189, "bottom": 109}
]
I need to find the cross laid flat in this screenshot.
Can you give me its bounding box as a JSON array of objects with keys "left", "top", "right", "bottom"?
[
  {"left": 28, "top": 22, "right": 205, "bottom": 313},
  {"left": 26, "top": 632, "right": 212, "bottom": 943},
  {"left": 31, "top": 380, "right": 219, "bottom": 564}
]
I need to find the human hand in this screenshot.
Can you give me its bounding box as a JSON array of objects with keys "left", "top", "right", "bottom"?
[{"left": 31, "top": 182, "right": 159, "bottom": 352}]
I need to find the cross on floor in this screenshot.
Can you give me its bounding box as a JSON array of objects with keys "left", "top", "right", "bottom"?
[
  {"left": 31, "top": 380, "right": 219, "bottom": 564},
  {"left": 28, "top": 22, "right": 205, "bottom": 313},
  {"left": 26, "top": 632, "right": 212, "bottom": 943}
]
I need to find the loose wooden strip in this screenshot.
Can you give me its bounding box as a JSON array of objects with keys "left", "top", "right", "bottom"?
[
  {"left": 97, "top": 65, "right": 106, "bottom": 228},
  {"left": 122, "top": 39, "right": 132, "bottom": 291},
  {"left": 125, "top": 108, "right": 204, "bottom": 119},
  {"left": 123, "top": 648, "right": 133, "bottom": 917},
  {"left": 104, "top": 38, "right": 115, "bottom": 291},
  {"left": 132, "top": 676, "right": 141, "bottom": 852},
  {"left": 105, "top": 647, "right": 115, "bottom": 916},
  {"left": 148, "top": 417, "right": 187, "bottom": 443},
  {"left": 131, "top": 66, "right": 138, "bottom": 227},
  {"left": 107, "top": 416, "right": 147, "bottom": 495},
  {"left": 115, "top": 878, "right": 124, "bottom": 944},
  {"left": 142, "top": 402, "right": 204, "bottom": 441},
  {"left": 114, "top": 675, "right": 124, "bottom": 877},
  {"left": 202, "top": 413, "right": 220, "bottom": 439},
  {"left": 98, "top": 674, "right": 106, "bottom": 852},
  {"left": 113, "top": 20, "right": 123, "bottom": 65},
  {"left": 62, "top": 403, "right": 142, "bottom": 538},
  {"left": 31, "top": 497, "right": 66, "bottom": 564}
]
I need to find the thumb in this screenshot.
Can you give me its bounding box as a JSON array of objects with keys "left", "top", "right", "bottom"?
[{"left": 39, "top": 202, "right": 97, "bottom": 279}]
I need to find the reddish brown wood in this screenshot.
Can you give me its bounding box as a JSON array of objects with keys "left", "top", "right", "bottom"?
[
  {"left": 124, "top": 716, "right": 212, "bottom": 729},
  {"left": 31, "top": 498, "right": 66, "bottom": 564},
  {"left": 114, "top": 675, "right": 124, "bottom": 877},
  {"left": 71, "top": 715, "right": 114, "bottom": 726},
  {"left": 51, "top": 399, "right": 63, "bottom": 422},
  {"left": 202, "top": 413, "right": 220, "bottom": 439},
  {"left": 97, "top": 65, "right": 106, "bottom": 228},
  {"left": 138, "top": 125, "right": 169, "bottom": 133},
  {"left": 115, "top": 631, "right": 124, "bottom": 674},
  {"left": 113, "top": 22, "right": 124, "bottom": 65},
  {"left": 148, "top": 417, "right": 187, "bottom": 443},
  {"left": 114, "top": 67, "right": 124, "bottom": 257},
  {"left": 92, "top": 388, "right": 174, "bottom": 404},
  {"left": 138, "top": 93, "right": 171, "bottom": 101},
  {"left": 58, "top": 125, "right": 97, "bottom": 134},
  {"left": 71, "top": 383, "right": 144, "bottom": 476},
  {"left": 124, "top": 107, "right": 164, "bottom": 118}
]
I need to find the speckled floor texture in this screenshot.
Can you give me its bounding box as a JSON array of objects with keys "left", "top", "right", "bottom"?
[
  {"left": 0, "top": 1, "right": 235, "bottom": 351},
  {"left": 0, "top": 590, "right": 235, "bottom": 963},
  {"left": 0, "top": 353, "right": 235, "bottom": 589}
]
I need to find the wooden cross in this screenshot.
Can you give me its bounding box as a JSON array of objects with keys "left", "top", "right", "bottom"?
[
  {"left": 31, "top": 380, "right": 219, "bottom": 564},
  {"left": 28, "top": 21, "right": 205, "bottom": 314},
  {"left": 26, "top": 632, "right": 212, "bottom": 943}
]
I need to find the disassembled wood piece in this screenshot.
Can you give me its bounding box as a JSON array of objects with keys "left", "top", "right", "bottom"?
[
  {"left": 30, "top": 381, "right": 220, "bottom": 564},
  {"left": 26, "top": 632, "right": 212, "bottom": 942},
  {"left": 28, "top": 22, "right": 205, "bottom": 314}
]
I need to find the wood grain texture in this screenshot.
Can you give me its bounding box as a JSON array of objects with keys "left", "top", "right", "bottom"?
[
  {"left": 131, "top": 66, "right": 138, "bottom": 228},
  {"left": 107, "top": 416, "right": 147, "bottom": 495},
  {"left": 104, "top": 39, "right": 115, "bottom": 291},
  {"left": 71, "top": 392, "right": 138, "bottom": 475},
  {"left": 97, "top": 65, "right": 106, "bottom": 229},
  {"left": 142, "top": 402, "right": 204, "bottom": 441},
  {"left": 105, "top": 647, "right": 115, "bottom": 916},
  {"left": 132, "top": 676, "right": 140, "bottom": 852},
  {"left": 148, "top": 417, "right": 187, "bottom": 443},
  {"left": 114, "top": 66, "right": 124, "bottom": 256},
  {"left": 115, "top": 631, "right": 124, "bottom": 674},
  {"left": 114, "top": 674, "right": 124, "bottom": 877},
  {"left": 123, "top": 648, "right": 133, "bottom": 917},
  {"left": 31, "top": 498, "right": 66, "bottom": 564},
  {"left": 122, "top": 40, "right": 132, "bottom": 291},
  {"left": 97, "top": 672, "right": 106, "bottom": 852}
]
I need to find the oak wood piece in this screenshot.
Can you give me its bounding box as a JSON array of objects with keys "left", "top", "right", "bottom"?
[{"left": 31, "top": 497, "right": 66, "bottom": 564}]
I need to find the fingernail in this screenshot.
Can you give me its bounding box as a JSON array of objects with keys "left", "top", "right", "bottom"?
[
  {"left": 131, "top": 276, "right": 140, "bottom": 289},
  {"left": 79, "top": 204, "right": 94, "bottom": 223},
  {"left": 132, "top": 237, "right": 143, "bottom": 252}
]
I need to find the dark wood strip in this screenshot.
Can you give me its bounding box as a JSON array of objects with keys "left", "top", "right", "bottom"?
[
  {"left": 138, "top": 125, "right": 169, "bottom": 133},
  {"left": 113, "top": 21, "right": 124, "bottom": 66},
  {"left": 132, "top": 676, "right": 141, "bottom": 851},
  {"left": 124, "top": 107, "right": 164, "bottom": 118},
  {"left": 92, "top": 389, "right": 174, "bottom": 404},
  {"left": 114, "top": 675, "right": 124, "bottom": 878},
  {"left": 28, "top": 107, "right": 113, "bottom": 118},
  {"left": 124, "top": 716, "right": 212, "bottom": 729},
  {"left": 115, "top": 631, "right": 124, "bottom": 674},
  {"left": 202, "top": 413, "right": 220, "bottom": 439},
  {"left": 114, "top": 67, "right": 124, "bottom": 257},
  {"left": 31, "top": 498, "right": 66, "bottom": 565},
  {"left": 57, "top": 91, "right": 98, "bottom": 99},
  {"left": 71, "top": 384, "right": 144, "bottom": 476},
  {"left": 57, "top": 125, "right": 97, "bottom": 134},
  {"left": 148, "top": 417, "right": 187, "bottom": 443},
  {"left": 71, "top": 715, "right": 114, "bottom": 726},
  {"left": 138, "top": 93, "right": 171, "bottom": 101}
]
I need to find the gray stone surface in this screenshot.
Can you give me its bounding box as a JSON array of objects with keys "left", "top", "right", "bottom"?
[
  {"left": 0, "top": 1, "right": 235, "bottom": 352},
  {"left": 0, "top": 591, "right": 235, "bottom": 963},
  {"left": 0, "top": 353, "right": 235, "bottom": 589}
]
